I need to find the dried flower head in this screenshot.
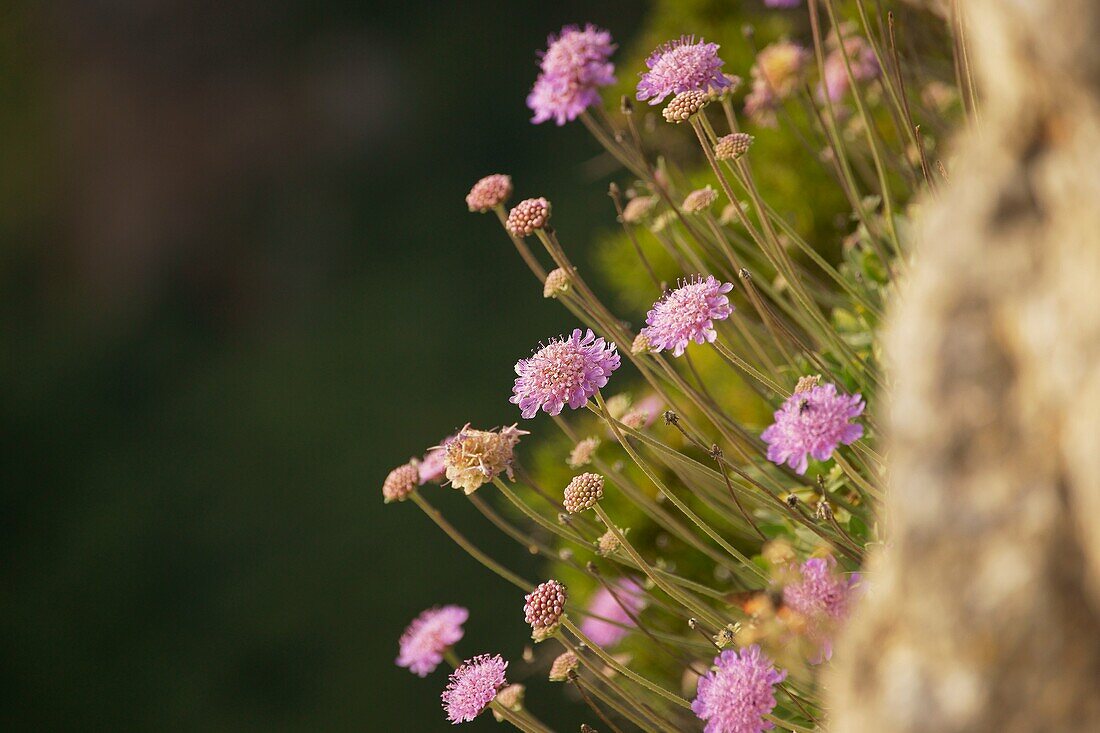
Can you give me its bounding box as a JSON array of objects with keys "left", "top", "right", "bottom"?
[
  {"left": 641, "top": 275, "right": 735, "bottom": 357},
  {"left": 663, "top": 89, "right": 710, "bottom": 123},
  {"left": 631, "top": 332, "right": 656, "bottom": 355},
  {"left": 543, "top": 267, "right": 572, "bottom": 299},
  {"left": 596, "top": 528, "right": 622, "bottom": 556},
  {"left": 396, "top": 605, "right": 469, "bottom": 677},
  {"left": 621, "top": 194, "right": 658, "bottom": 223},
  {"left": 637, "top": 36, "right": 732, "bottom": 105},
  {"left": 683, "top": 186, "right": 719, "bottom": 214},
  {"left": 383, "top": 462, "right": 418, "bottom": 503},
  {"left": 466, "top": 174, "right": 513, "bottom": 213},
  {"left": 524, "top": 579, "right": 568, "bottom": 630},
  {"left": 442, "top": 653, "right": 509, "bottom": 724},
  {"left": 564, "top": 472, "right": 605, "bottom": 513},
  {"left": 714, "top": 133, "right": 755, "bottom": 161},
  {"left": 528, "top": 25, "right": 616, "bottom": 125},
  {"left": 511, "top": 329, "right": 621, "bottom": 418},
  {"left": 579, "top": 578, "right": 646, "bottom": 647},
  {"left": 506, "top": 197, "right": 552, "bottom": 237},
  {"left": 761, "top": 382, "right": 864, "bottom": 474},
  {"left": 444, "top": 424, "right": 528, "bottom": 494},
  {"left": 692, "top": 645, "right": 787, "bottom": 733},
  {"left": 549, "top": 651, "right": 579, "bottom": 682},
  {"left": 567, "top": 436, "right": 601, "bottom": 469},
  {"left": 491, "top": 684, "right": 526, "bottom": 721},
  {"left": 794, "top": 374, "right": 822, "bottom": 393}
]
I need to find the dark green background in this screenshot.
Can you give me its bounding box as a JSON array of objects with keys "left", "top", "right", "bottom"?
[{"left": 0, "top": 2, "right": 646, "bottom": 730}]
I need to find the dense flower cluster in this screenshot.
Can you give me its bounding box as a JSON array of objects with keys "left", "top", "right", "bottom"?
[
  {"left": 442, "top": 654, "right": 508, "bottom": 723},
  {"left": 637, "top": 36, "right": 732, "bottom": 104},
  {"left": 761, "top": 382, "right": 865, "bottom": 474},
  {"left": 663, "top": 89, "right": 710, "bottom": 123},
  {"left": 563, "top": 472, "right": 604, "bottom": 513},
  {"left": 523, "top": 579, "right": 567, "bottom": 630},
  {"left": 506, "top": 197, "right": 552, "bottom": 237},
  {"left": 511, "top": 329, "right": 620, "bottom": 418},
  {"left": 465, "top": 174, "right": 512, "bottom": 213},
  {"left": 528, "top": 24, "right": 616, "bottom": 125},
  {"left": 382, "top": 462, "right": 418, "bottom": 503},
  {"left": 396, "top": 605, "right": 469, "bottom": 677},
  {"left": 641, "top": 275, "right": 735, "bottom": 356},
  {"left": 692, "top": 645, "right": 787, "bottom": 733}
]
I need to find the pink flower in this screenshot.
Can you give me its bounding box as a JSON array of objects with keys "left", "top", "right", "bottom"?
[
  {"left": 527, "top": 24, "right": 616, "bottom": 126},
  {"left": 692, "top": 645, "right": 787, "bottom": 733},
  {"left": 466, "top": 174, "right": 513, "bottom": 213},
  {"left": 818, "top": 37, "right": 879, "bottom": 103},
  {"left": 637, "top": 36, "right": 732, "bottom": 105},
  {"left": 783, "top": 556, "right": 859, "bottom": 661},
  {"left": 511, "top": 329, "right": 621, "bottom": 418},
  {"left": 640, "top": 275, "right": 734, "bottom": 357},
  {"left": 524, "top": 579, "right": 567, "bottom": 630},
  {"left": 441, "top": 653, "right": 509, "bottom": 724},
  {"left": 761, "top": 382, "right": 864, "bottom": 474},
  {"left": 579, "top": 578, "right": 646, "bottom": 647},
  {"left": 765, "top": 0, "right": 802, "bottom": 6},
  {"left": 396, "top": 605, "right": 469, "bottom": 677},
  {"left": 418, "top": 434, "right": 456, "bottom": 485}
]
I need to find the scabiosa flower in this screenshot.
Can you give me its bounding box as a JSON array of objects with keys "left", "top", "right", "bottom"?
[
  {"left": 596, "top": 527, "right": 623, "bottom": 556},
  {"left": 383, "top": 462, "right": 418, "bottom": 503},
  {"left": 563, "top": 472, "right": 604, "bottom": 513},
  {"left": 818, "top": 36, "right": 879, "bottom": 103},
  {"left": 662, "top": 89, "right": 710, "bottom": 123},
  {"left": 444, "top": 424, "right": 528, "bottom": 494},
  {"left": 442, "top": 653, "right": 508, "bottom": 724},
  {"left": 506, "top": 197, "right": 551, "bottom": 237},
  {"left": 714, "top": 133, "right": 754, "bottom": 161},
  {"left": 466, "top": 174, "right": 513, "bottom": 213},
  {"left": 580, "top": 577, "right": 646, "bottom": 647},
  {"left": 760, "top": 382, "right": 865, "bottom": 474},
  {"left": 417, "top": 434, "right": 456, "bottom": 484},
  {"left": 692, "top": 645, "right": 787, "bottom": 733},
  {"left": 524, "top": 579, "right": 567, "bottom": 630},
  {"left": 744, "top": 41, "right": 809, "bottom": 127},
  {"left": 396, "top": 605, "right": 469, "bottom": 677},
  {"left": 548, "top": 650, "right": 579, "bottom": 682},
  {"left": 637, "top": 36, "right": 732, "bottom": 105},
  {"left": 783, "top": 556, "right": 859, "bottom": 661},
  {"left": 527, "top": 24, "right": 616, "bottom": 125},
  {"left": 543, "top": 267, "right": 572, "bottom": 299},
  {"left": 567, "top": 436, "right": 600, "bottom": 468},
  {"left": 683, "top": 186, "right": 719, "bottom": 214},
  {"left": 640, "top": 275, "right": 735, "bottom": 357},
  {"left": 511, "top": 329, "right": 621, "bottom": 418}
]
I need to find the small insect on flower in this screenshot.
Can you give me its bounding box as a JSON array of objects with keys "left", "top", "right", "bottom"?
[
  {"left": 760, "top": 381, "right": 865, "bottom": 475},
  {"left": 692, "top": 645, "right": 787, "bottom": 733},
  {"left": 511, "top": 329, "right": 621, "bottom": 418},
  {"left": 640, "top": 275, "right": 735, "bottom": 357},
  {"left": 637, "top": 35, "right": 733, "bottom": 105},
  {"left": 382, "top": 461, "right": 418, "bottom": 503},
  {"left": 441, "top": 653, "right": 509, "bottom": 724},
  {"left": 466, "top": 174, "right": 513, "bottom": 213},
  {"left": 396, "top": 605, "right": 469, "bottom": 677}
]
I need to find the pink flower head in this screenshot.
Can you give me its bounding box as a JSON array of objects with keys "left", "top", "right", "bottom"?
[
  {"left": 640, "top": 275, "right": 734, "bottom": 357},
  {"left": 524, "top": 579, "right": 567, "bottom": 630},
  {"left": 418, "top": 434, "right": 456, "bottom": 484},
  {"left": 761, "top": 382, "right": 864, "bottom": 474},
  {"left": 579, "top": 577, "right": 646, "bottom": 647},
  {"left": 782, "top": 556, "right": 859, "bottom": 661},
  {"left": 511, "top": 328, "right": 621, "bottom": 418},
  {"left": 466, "top": 174, "right": 513, "bottom": 213},
  {"left": 637, "top": 36, "right": 732, "bottom": 105},
  {"left": 442, "top": 653, "right": 508, "bottom": 724},
  {"left": 818, "top": 37, "right": 879, "bottom": 103},
  {"left": 765, "top": 0, "right": 802, "bottom": 6},
  {"left": 692, "top": 645, "right": 787, "bottom": 733},
  {"left": 396, "top": 605, "right": 469, "bottom": 677},
  {"left": 528, "top": 24, "right": 616, "bottom": 126}
]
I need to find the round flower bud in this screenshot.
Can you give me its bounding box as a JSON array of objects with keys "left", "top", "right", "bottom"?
[
  {"left": 524, "top": 580, "right": 567, "bottom": 631},
  {"left": 564, "top": 472, "right": 604, "bottom": 513},
  {"left": 682, "top": 186, "right": 718, "bottom": 214},
  {"left": 466, "top": 174, "right": 513, "bottom": 212},
  {"left": 662, "top": 90, "right": 709, "bottom": 123},
  {"left": 543, "top": 268, "right": 572, "bottom": 299},
  {"left": 714, "top": 133, "right": 754, "bottom": 161},
  {"left": 548, "top": 651, "right": 579, "bottom": 682},
  {"left": 491, "top": 684, "right": 526, "bottom": 721},
  {"left": 621, "top": 195, "right": 658, "bottom": 224},
  {"left": 382, "top": 462, "right": 418, "bottom": 503},
  {"left": 506, "top": 197, "right": 552, "bottom": 237}
]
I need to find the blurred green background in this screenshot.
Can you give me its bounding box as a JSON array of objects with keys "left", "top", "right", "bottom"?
[{"left": 0, "top": 2, "right": 647, "bottom": 730}]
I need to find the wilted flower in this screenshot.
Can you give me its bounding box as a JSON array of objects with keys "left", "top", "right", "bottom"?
[
  {"left": 640, "top": 275, "right": 735, "bottom": 357},
  {"left": 528, "top": 24, "right": 616, "bottom": 125},
  {"left": 637, "top": 36, "right": 732, "bottom": 105},
  {"left": 506, "top": 197, "right": 552, "bottom": 237},
  {"left": 714, "top": 133, "right": 754, "bottom": 161},
  {"left": 567, "top": 436, "right": 600, "bottom": 468},
  {"left": 683, "top": 186, "right": 719, "bottom": 214},
  {"left": 621, "top": 195, "right": 658, "bottom": 223},
  {"left": 466, "top": 174, "right": 513, "bottom": 213},
  {"left": 548, "top": 651, "right": 579, "bottom": 682},
  {"left": 444, "top": 424, "right": 528, "bottom": 494},
  {"left": 745, "top": 41, "right": 809, "bottom": 126},
  {"left": 663, "top": 89, "right": 710, "bottom": 123},
  {"left": 396, "top": 605, "right": 469, "bottom": 677},
  {"left": 442, "top": 653, "right": 509, "bottom": 724},
  {"left": 596, "top": 527, "right": 622, "bottom": 556},
  {"left": 692, "top": 645, "right": 787, "bottom": 733},
  {"left": 564, "top": 472, "right": 605, "bottom": 513},
  {"left": 524, "top": 579, "right": 568, "bottom": 631},
  {"left": 383, "top": 462, "right": 418, "bottom": 503},
  {"left": 511, "top": 329, "right": 621, "bottom": 418},
  {"left": 783, "top": 555, "right": 859, "bottom": 661},
  {"left": 580, "top": 578, "right": 647, "bottom": 647},
  {"left": 760, "top": 382, "right": 864, "bottom": 474}
]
